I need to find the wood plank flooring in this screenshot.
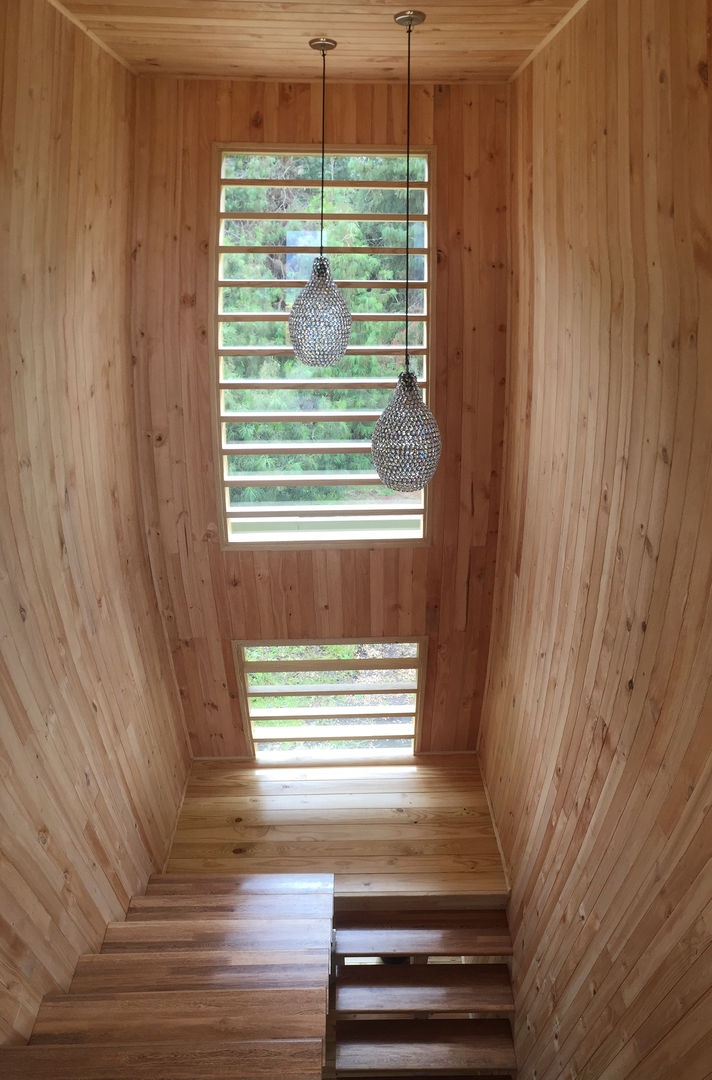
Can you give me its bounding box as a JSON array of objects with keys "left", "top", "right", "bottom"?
[{"left": 167, "top": 757, "right": 509, "bottom": 903}]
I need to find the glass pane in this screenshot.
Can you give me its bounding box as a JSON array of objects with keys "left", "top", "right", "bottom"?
[
  {"left": 219, "top": 286, "right": 426, "bottom": 316},
  {"left": 220, "top": 252, "right": 426, "bottom": 282},
  {"left": 222, "top": 153, "right": 427, "bottom": 183},
  {"left": 227, "top": 485, "right": 421, "bottom": 508},
  {"left": 248, "top": 692, "right": 417, "bottom": 709},
  {"left": 247, "top": 665, "right": 421, "bottom": 691},
  {"left": 223, "top": 421, "right": 375, "bottom": 445},
  {"left": 222, "top": 185, "right": 426, "bottom": 215},
  {"left": 225, "top": 453, "right": 374, "bottom": 478},
  {"left": 220, "top": 355, "right": 425, "bottom": 382},
  {"left": 244, "top": 642, "right": 418, "bottom": 661},
  {"left": 218, "top": 319, "right": 424, "bottom": 350},
  {"left": 220, "top": 219, "right": 426, "bottom": 250},
  {"left": 221, "top": 386, "right": 393, "bottom": 412}
]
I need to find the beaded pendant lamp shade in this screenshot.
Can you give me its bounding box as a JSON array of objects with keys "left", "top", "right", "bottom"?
[
  {"left": 371, "top": 11, "right": 441, "bottom": 492},
  {"left": 288, "top": 38, "right": 352, "bottom": 366}
]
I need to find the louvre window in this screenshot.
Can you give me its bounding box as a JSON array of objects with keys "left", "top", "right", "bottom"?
[
  {"left": 214, "top": 149, "right": 432, "bottom": 546},
  {"left": 234, "top": 640, "right": 426, "bottom": 761}
]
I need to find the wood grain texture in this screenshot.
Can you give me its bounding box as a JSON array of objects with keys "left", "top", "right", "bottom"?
[
  {"left": 102, "top": 916, "right": 333, "bottom": 952},
  {"left": 334, "top": 912, "right": 512, "bottom": 957},
  {"left": 56, "top": 1, "right": 582, "bottom": 81},
  {"left": 0, "top": 1038, "right": 324, "bottom": 1079},
  {"left": 132, "top": 78, "right": 508, "bottom": 756},
  {"left": 167, "top": 758, "right": 509, "bottom": 899},
  {"left": 31, "top": 987, "right": 327, "bottom": 1043},
  {"left": 335, "top": 1018, "right": 517, "bottom": 1074},
  {"left": 335, "top": 963, "right": 514, "bottom": 1014},
  {"left": 70, "top": 947, "right": 331, "bottom": 994},
  {"left": 0, "top": 0, "right": 189, "bottom": 1047},
  {"left": 479, "top": 0, "right": 712, "bottom": 1077}
]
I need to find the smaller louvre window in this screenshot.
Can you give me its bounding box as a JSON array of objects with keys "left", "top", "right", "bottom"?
[
  {"left": 234, "top": 639, "right": 427, "bottom": 762},
  {"left": 213, "top": 148, "right": 433, "bottom": 547}
]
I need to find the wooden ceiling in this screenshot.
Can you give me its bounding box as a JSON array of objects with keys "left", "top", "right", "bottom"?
[{"left": 58, "top": 1, "right": 582, "bottom": 80}]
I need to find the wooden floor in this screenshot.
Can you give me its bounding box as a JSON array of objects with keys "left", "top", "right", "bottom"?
[{"left": 167, "top": 756, "right": 508, "bottom": 903}]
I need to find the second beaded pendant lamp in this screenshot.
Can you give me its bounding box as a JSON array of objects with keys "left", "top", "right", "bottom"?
[
  {"left": 288, "top": 37, "right": 352, "bottom": 367},
  {"left": 371, "top": 10, "right": 441, "bottom": 493}
]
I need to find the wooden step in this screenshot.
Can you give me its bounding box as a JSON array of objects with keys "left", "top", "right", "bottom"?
[
  {"left": 102, "top": 916, "right": 332, "bottom": 952},
  {"left": 335, "top": 1019, "right": 516, "bottom": 1075},
  {"left": 127, "top": 891, "right": 333, "bottom": 920},
  {"left": 1, "top": 1038, "right": 323, "bottom": 1079},
  {"left": 335, "top": 910, "right": 510, "bottom": 930},
  {"left": 31, "top": 988, "right": 326, "bottom": 1045},
  {"left": 334, "top": 911, "right": 511, "bottom": 957},
  {"left": 334, "top": 891, "right": 509, "bottom": 914},
  {"left": 71, "top": 947, "right": 330, "bottom": 994},
  {"left": 335, "top": 963, "right": 514, "bottom": 1015},
  {"left": 146, "top": 872, "right": 334, "bottom": 895}
]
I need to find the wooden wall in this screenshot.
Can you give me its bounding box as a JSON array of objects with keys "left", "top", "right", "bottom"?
[
  {"left": 0, "top": 0, "right": 190, "bottom": 1044},
  {"left": 479, "top": 0, "right": 712, "bottom": 1076},
  {"left": 133, "top": 78, "right": 509, "bottom": 757}
]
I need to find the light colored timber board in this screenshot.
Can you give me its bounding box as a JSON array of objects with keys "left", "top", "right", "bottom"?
[
  {"left": 166, "top": 760, "right": 508, "bottom": 899},
  {"left": 335, "top": 963, "right": 514, "bottom": 1014},
  {"left": 31, "top": 988, "right": 327, "bottom": 1044},
  {"left": 479, "top": 0, "right": 712, "bottom": 1078},
  {"left": 101, "top": 917, "right": 333, "bottom": 952},
  {"left": 335, "top": 1018, "right": 516, "bottom": 1073},
  {"left": 0, "top": 0, "right": 189, "bottom": 1045},
  {"left": 133, "top": 77, "right": 507, "bottom": 755},
  {"left": 70, "top": 948, "right": 331, "bottom": 994},
  {"left": 56, "top": 2, "right": 583, "bottom": 80},
  {"left": 127, "top": 892, "right": 333, "bottom": 919},
  {"left": 173, "top": 820, "right": 497, "bottom": 841},
  {"left": 0, "top": 1040, "right": 324, "bottom": 1080},
  {"left": 147, "top": 872, "right": 334, "bottom": 893}
]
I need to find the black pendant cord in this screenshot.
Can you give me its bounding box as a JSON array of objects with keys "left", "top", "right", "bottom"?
[
  {"left": 320, "top": 46, "right": 326, "bottom": 258},
  {"left": 404, "top": 22, "right": 412, "bottom": 375}
]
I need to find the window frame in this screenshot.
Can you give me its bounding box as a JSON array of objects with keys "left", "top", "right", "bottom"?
[
  {"left": 210, "top": 142, "right": 437, "bottom": 551},
  {"left": 232, "top": 636, "right": 429, "bottom": 761}
]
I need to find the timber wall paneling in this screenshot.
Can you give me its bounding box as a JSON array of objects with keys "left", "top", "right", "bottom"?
[
  {"left": 132, "top": 78, "right": 509, "bottom": 757},
  {"left": 0, "top": 0, "right": 190, "bottom": 1045},
  {"left": 479, "top": 0, "right": 712, "bottom": 1077}
]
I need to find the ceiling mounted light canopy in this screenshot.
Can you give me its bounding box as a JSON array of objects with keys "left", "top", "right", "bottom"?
[
  {"left": 371, "top": 10, "right": 441, "bottom": 493},
  {"left": 288, "top": 37, "right": 352, "bottom": 367}
]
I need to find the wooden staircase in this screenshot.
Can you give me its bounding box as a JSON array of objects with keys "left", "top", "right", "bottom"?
[
  {"left": 2, "top": 873, "right": 334, "bottom": 1080},
  {"left": 2, "top": 876, "right": 517, "bottom": 1078},
  {"left": 331, "top": 908, "right": 517, "bottom": 1077}
]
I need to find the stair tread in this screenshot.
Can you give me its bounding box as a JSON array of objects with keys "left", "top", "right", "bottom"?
[
  {"left": 336, "top": 910, "right": 510, "bottom": 930},
  {"left": 71, "top": 947, "right": 329, "bottom": 994},
  {"left": 102, "top": 916, "right": 332, "bottom": 952},
  {"left": 0, "top": 1039, "right": 323, "bottom": 1079},
  {"left": 335, "top": 1019, "right": 516, "bottom": 1074},
  {"left": 31, "top": 988, "right": 326, "bottom": 1045},
  {"left": 127, "top": 892, "right": 332, "bottom": 920},
  {"left": 334, "top": 920, "right": 512, "bottom": 957},
  {"left": 335, "top": 963, "right": 513, "bottom": 1013},
  {"left": 147, "top": 873, "right": 333, "bottom": 894}
]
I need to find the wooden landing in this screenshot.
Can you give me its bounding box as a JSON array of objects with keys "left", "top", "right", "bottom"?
[{"left": 167, "top": 756, "right": 509, "bottom": 904}]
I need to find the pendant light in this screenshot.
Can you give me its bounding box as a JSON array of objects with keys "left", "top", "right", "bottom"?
[
  {"left": 371, "top": 10, "right": 441, "bottom": 493},
  {"left": 288, "top": 37, "right": 352, "bottom": 367}
]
